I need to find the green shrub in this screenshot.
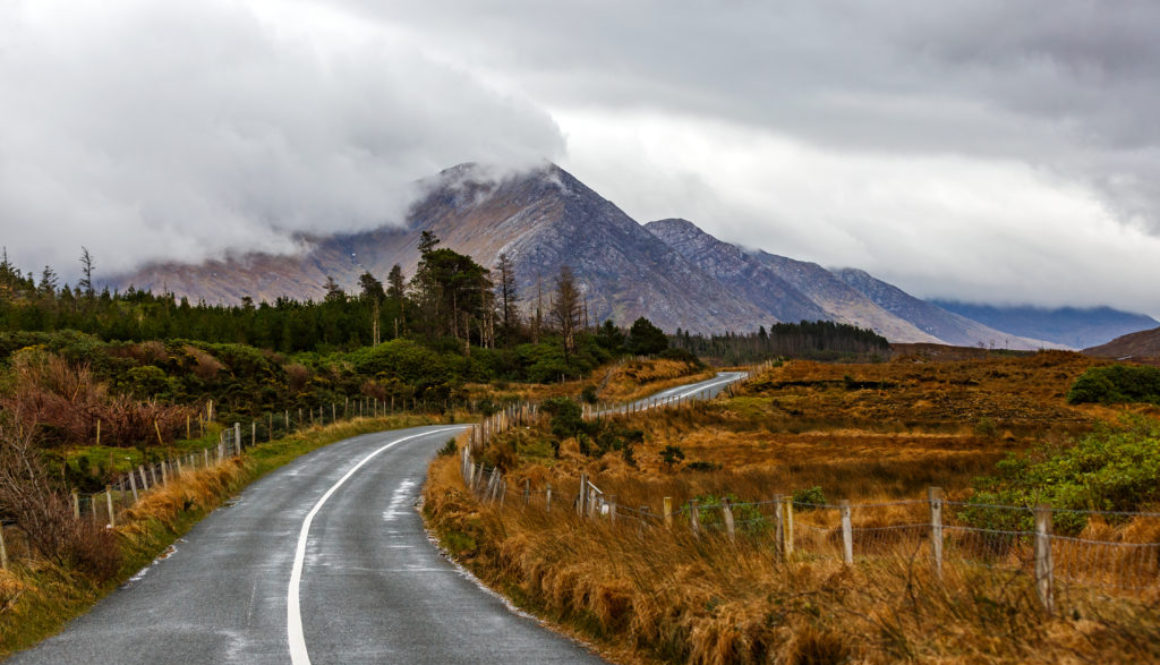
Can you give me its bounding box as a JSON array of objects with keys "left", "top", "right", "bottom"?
[
  {"left": 542, "top": 397, "right": 585, "bottom": 442},
  {"left": 438, "top": 438, "right": 458, "bottom": 457},
  {"left": 660, "top": 444, "right": 685, "bottom": 470},
  {"left": 965, "top": 419, "right": 1160, "bottom": 534},
  {"left": 1067, "top": 364, "right": 1160, "bottom": 405},
  {"left": 792, "top": 486, "right": 827, "bottom": 510}
]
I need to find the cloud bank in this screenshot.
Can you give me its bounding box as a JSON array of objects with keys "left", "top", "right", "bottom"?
[
  {"left": 0, "top": 0, "right": 563, "bottom": 277},
  {"left": 3, "top": 0, "right": 1159, "bottom": 315}
]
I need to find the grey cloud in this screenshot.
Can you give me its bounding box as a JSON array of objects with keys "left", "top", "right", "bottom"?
[
  {"left": 368, "top": 0, "right": 1160, "bottom": 226},
  {"left": 0, "top": 0, "right": 564, "bottom": 279}
]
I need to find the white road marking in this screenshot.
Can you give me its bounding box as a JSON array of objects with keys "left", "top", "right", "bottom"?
[{"left": 287, "top": 426, "right": 464, "bottom": 665}]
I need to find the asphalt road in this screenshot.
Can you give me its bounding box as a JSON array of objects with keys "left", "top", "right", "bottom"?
[
  {"left": 605, "top": 370, "right": 747, "bottom": 415},
  {"left": 10, "top": 372, "right": 744, "bottom": 665}
]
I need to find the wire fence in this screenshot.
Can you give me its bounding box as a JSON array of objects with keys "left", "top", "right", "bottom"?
[
  {"left": 460, "top": 452, "right": 1160, "bottom": 612},
  {"left": 0, "top": 394, "right": 409, "bottom": 571}
]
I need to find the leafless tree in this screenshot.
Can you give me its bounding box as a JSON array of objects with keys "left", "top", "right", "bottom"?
[{"left": 552, "top": 265, "right": 581, "bottom": 356}]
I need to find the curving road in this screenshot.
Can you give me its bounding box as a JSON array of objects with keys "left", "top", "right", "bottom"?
[{"left": 9, "top": 372, "right": 744, "bottom": 665}]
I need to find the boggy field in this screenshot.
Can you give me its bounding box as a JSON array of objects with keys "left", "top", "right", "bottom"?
[
  {"left": 425, "top": 351, "right": 1160, "bottom": 665},
  {"left": 515, "top": 351, "right": 1111, "bottom": 504}
]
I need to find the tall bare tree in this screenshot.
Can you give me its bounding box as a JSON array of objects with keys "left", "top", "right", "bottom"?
[
  {"left": 552, "top": 265, "right": 581, "bottom": 356},
  {"left": 495, "top": 253, "right": 520, "bottom": 344},
  {"left": 78, "top": 247, "right": 95, "bottom": 298}
]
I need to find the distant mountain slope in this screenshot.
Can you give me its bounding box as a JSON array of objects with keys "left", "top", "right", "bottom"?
[
  {"left": 931, "top": 302, "right": 1159, "bottom": 349},
  {"left": 646, "top": 219, "right": 942, "bottom": 343},
  {"left": 117, "top": 163, "right": 766, "bottom": 334},
  {"left": 1083, "top": 326, "right": 1160, "bottom": 358},
  {"left": 643, "top": 219, "right": 829, "bottom": 324},
  {"left": 833, "top": 269, "right": 1058, "bottom": 350},
  {"left": 115, "top": 161, "right": 1144, "bottom": 344}
]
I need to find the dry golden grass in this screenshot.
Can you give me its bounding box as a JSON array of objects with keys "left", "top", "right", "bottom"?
[
  {"left": 598, "top": 359, "right": 717, "bottom": 403},
  {"left": 425, "top": 351, "right": 1160, "bottom": 664},
  {"left": 463, "top": 358, "right": 715, "bottom": 407},
  {"left": 426, "top": 452, "right": 1160, "bottom": 665}
]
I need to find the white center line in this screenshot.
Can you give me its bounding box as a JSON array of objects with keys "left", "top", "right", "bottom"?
[{"left": 287, "top": 426, "right": 464, "bottom": 665}]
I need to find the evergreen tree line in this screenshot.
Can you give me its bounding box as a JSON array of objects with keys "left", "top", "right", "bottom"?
[
  {"left": 670, "top": 321, "right": 891, "bottom": 364},
  {"left": 0, "top": 237, "right": 601, "bottom": 356}
]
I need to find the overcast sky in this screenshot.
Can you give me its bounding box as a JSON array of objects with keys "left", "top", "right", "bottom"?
[{"left": 2, "top": 0, "right": 1159, "bottom": 315}]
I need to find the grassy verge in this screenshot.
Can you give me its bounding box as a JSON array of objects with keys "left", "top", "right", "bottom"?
[
  {"left": 423, "top": 450, "right": 1160, "bottom": 665},
  {"left": 0, "top": 412, "right": 445, "bottom": 658}
]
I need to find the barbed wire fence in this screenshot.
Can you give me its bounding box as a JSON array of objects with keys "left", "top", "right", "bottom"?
[
  {"left": 456, "top": 361, "right": 1159, "bottom": 614},
  {"left": 0, "top": 394, "right": 405, "bottom": 570}
]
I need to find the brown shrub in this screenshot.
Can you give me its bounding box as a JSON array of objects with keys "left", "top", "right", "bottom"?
[
  {"left": 285, "top": 363, "right": 311, "bottom": 393},
  {"left": 185, "top": 346, "right": 224, "bottom": 380},
  {"left": 0, "top": 349, "right": 191, "bottom": 448},
  {"left": 0, "top": 414, "right": 120, "bottom": 581}
]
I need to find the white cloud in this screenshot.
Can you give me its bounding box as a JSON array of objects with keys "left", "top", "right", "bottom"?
[{"left": 556, "top": 109, "right": 1160, "bottom": 316}]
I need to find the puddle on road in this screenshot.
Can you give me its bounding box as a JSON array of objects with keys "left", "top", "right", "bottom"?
[
  {"left": 124, "top": 541, "right": 181, "bottom": 586},
  {"left": 382, "top": 479, "right": 418, "bottom": 522}
]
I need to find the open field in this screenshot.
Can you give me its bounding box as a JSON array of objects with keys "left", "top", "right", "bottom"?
[{"left": 425, "top": 351, "right": 1160, "bottom": 664}]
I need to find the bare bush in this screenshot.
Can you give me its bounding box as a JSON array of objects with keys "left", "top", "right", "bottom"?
[
  {"left": 285, "top": 363, "right": 311, "bottom": 393},
  {"left": 0, "top": 411, "right": 75, "bottom": 560},
  {"left": 1, "top": 349, "right": 192, "bottom": 448},
  {"left": 0, "top": 412, "right": 122, "bottom": 580}
]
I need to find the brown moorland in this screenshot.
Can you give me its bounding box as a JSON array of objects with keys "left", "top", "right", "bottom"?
[{"left": 425, "top": 350, "right": 1160, "bottom": 665}]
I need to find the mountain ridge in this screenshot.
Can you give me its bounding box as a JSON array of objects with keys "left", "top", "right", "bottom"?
[{"left": 111, "top": 162, "right": 1125, "bottom": 346}]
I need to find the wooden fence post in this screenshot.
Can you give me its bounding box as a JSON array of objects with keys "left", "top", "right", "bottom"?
[
  {"left": 0, "top": 527, "right": 7, "bottom": 570},
  {"left": 251, "top": 421, "right": 256, "bottom": 447},
  {"left": 72, "top": 490, "right": 80, "bottom": 520},
  {"left": 524, "top": 478, "right": 531, "bottom": 506},
  {"left": 723, "top": 498, "right": 735, "bottom": 543},
  {"left": 689, "top": 500, "right": 700, "bottom": 537},
  {"left": 840, "top": 500, "right": 853, "bottom": 565},
  {"left": 609, "top": 495, "right": 617, "bottom": 524},
  {"left": 578, "top": 473, "right": 588, "bottom": 516},
  {"left": 128, "top": 469, "right": 139, "bottom": 502},
  {"left": 160, "top": 459, "right": 168, "bottom": 486},
  {"left": 773, "top": 494, "right": 784, "bottom": 557},
  {"left": 664, "top": 497, "right": 673, "bottom": 529},
  {"left": 545, "top": 484, "right": 552, "bottom": 513},
  {"left": 106, "top": 486, "right": 115, "bottom": 528},
  {"left": 929, "top": 487, "right": 944, "bottom": 579},
  {"left": 234, "top": 422, "right": 241, "bottom": 453},
  {"left": 1035, "top": 505, "right": 1055, "bottom": 614},
  {"left": 782, "top": 496, "right": 795, "bottom": 556}
]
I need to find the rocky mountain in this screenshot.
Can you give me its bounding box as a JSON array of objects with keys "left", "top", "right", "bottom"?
[
  {"left": 118, "top": 164, "right": 765, "bottom": 333},
  {"left": 115, "top": 161, "right": 1129, "bottom": 346},
  {"left": 1083, "top": 326, "right": 1160, "bottom": 359},
  {"left": 832, "top": 269, "right": 1058, "bottom": 350},
  {"left": 646, "top": 219, "right": 943, "bottom": 343},
  {"left": 642, "top": 219, "right": 829, "bottom": 324},
  {"left": 930, "top": 302, "right": 1159, "bottom": 350}
]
